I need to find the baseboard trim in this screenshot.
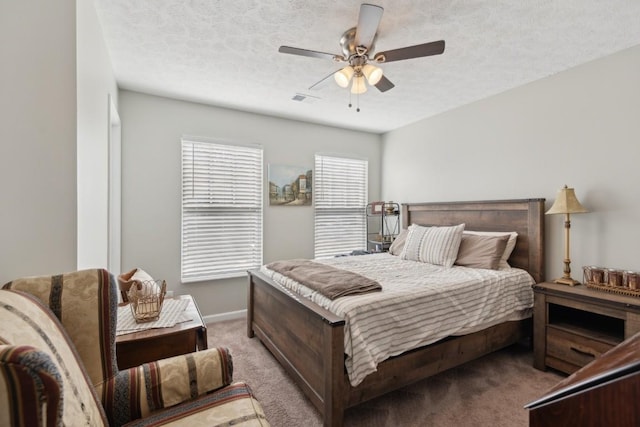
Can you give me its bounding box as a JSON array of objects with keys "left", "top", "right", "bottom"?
[{"left": 202, "top": 309, "right": 247, "bottom": 325}]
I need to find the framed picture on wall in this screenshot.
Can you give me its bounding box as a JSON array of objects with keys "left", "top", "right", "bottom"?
[{"left": 268, "top": 164, "right": 312, "bottom": 206}]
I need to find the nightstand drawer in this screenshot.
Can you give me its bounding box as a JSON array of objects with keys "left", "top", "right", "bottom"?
[{"left": 547, "top": 326, "right": 614, "bottom": 369}]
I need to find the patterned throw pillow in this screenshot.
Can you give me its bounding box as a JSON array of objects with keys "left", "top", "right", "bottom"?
[{"left": 400, "top": 223, "right": 465, "bottom": 267}]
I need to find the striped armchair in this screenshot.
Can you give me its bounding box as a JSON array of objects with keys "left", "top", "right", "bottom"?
[{"left": 1, "top": 269, "right": 269, "bottom": 426}]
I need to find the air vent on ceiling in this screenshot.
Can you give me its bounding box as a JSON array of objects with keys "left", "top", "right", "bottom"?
[{"left": 291, "top": 93, "right": 320, "bottom": 104}]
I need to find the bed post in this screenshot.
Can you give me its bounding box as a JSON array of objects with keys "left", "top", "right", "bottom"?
[
  {"left": 323, "top": 321, "right": 345, "bottom": 427},
  {"left": 528, "top": 198, "right": 546, "bottom": 283}
]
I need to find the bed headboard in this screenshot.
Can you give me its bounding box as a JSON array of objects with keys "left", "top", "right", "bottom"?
[{"left": 402, "top": 199, "right": 545, "bottom": 283}]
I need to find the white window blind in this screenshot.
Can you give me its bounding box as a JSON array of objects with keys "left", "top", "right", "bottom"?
[
  {"left": 314, "top": 154, "right": 368, "bottom": 258},
  {"left": 181, "top": 138, "right": 263, "bottom": 282}
]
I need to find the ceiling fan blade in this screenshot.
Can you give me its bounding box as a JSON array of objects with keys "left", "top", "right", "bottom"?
[
  {"left": 308, "top": 69, "right": 340, "bottom": 91},
  {"left": 375, "top": 75, "right": 395, "bottom": 92},
  {"left": 355, "top": 4, "right": 384, "bottom": 49},
  {"left": 375, "top": 40, "right": 445, "bottom": 63},
  {"left": 279, "top": 46, "right": 342, "bottom": 61}
]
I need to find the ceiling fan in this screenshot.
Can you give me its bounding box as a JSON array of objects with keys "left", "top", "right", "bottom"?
[{"left": 278, "top": 3, "right": 445, "bottom": 107}]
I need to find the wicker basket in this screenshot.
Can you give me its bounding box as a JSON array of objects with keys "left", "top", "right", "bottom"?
[{"left": 126, "top": 279, "right": 167, "bottom": 323}]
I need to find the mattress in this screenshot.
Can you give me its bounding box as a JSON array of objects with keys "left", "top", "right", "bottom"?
[{"left": 261, "top": 252, "right": 535, "bottom": 386}]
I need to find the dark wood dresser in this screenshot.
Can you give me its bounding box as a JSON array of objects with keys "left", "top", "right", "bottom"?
[{"left": 526, "top": 331, "right": 640, "bottom": 426}]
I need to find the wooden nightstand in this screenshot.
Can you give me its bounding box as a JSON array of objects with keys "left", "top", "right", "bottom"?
[
  {"left": 533, "top": 281, "right": 640, "bottom": 374},
  {"left": 116, "top": 295, "right": 208, "bottom": 369}
]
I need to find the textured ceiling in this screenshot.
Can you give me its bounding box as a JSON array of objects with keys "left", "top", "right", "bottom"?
[{"left": 93, "top": 0, "right": 640, "bottom": 134}]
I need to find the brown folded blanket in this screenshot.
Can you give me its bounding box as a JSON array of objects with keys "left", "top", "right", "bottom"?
[{"left": 266, "top": 259, "right": 382, "bottom": 300}]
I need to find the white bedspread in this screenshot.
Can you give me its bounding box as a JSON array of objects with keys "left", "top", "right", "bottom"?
[{"left": 261, "top": 253, "right": 535, "bottom": 386}]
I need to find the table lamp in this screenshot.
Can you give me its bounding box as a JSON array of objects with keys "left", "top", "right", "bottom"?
[{"left": 545, "top": 185, "right": 588, "bottom": 286}]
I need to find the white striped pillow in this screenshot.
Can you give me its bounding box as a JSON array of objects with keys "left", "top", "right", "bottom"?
[{"left": 400, "top": 223, "right": 465, "bottom": 267}]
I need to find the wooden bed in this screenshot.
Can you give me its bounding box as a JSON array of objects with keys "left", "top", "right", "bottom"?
[{"left": 247, "top": 199, "right": 545, "bottom": 427}]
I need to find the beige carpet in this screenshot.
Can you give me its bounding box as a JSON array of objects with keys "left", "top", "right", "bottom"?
[{"left": 208, "top": 318, "right": 563, "bottom": 427}]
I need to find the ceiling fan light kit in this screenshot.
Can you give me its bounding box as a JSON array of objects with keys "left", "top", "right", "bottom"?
[
  {"left": 334, "top": 66, "right": 354, "bottom": 88},
  {"left": 335, "top": 63, "right": 382, "bottom": 92},
  {"left": 279, "top": 3, "right": 445, "bottom": 109},
  {"left": 351, "top": 75, "right": 367, "bottom": 94},
  {"left": 362, "top": 63, "right": 383, "bottom": 85}
]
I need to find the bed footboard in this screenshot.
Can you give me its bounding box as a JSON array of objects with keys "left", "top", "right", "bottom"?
[{"left": 248, "top": 269, "right": 346, "bottom": 426}]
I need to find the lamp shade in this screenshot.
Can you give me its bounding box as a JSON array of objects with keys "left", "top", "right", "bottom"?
[
  {"left": 334, "top": 66, "right": 354, "bottom": 88},
  {"left": 545, "top": 185, "right": 588, "bottom": 215},
  {"left": 351, "top": 75, "right": 367, "bottom": 94},
  {"left": 362, "top": 64, "right": 383, "bottom": 85}
]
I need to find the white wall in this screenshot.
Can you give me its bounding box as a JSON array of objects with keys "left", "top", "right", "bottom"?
[
  {"left": 382, "top": 45, "right": 640, "bottom": 281},
  {"left": 119, "top": 91, "right": 382, "bottom": 317},
  {"left": 76, "top": 0, "right": 119, "bottom": 270},
  {"left": 0, "top": 0, "right": 78, "bottom": 283}
]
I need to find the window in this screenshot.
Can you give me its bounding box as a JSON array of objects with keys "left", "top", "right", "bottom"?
[
  {"left": 314, "top": 154, "right": 368, "bottom": 258},
  {"left": 181, "top": 138, "right": 263, "bottom": 282}
]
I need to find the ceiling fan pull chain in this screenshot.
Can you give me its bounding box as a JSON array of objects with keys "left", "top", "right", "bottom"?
[{"left": 347, "top": 92, "right": 360, "bottom": 112}]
